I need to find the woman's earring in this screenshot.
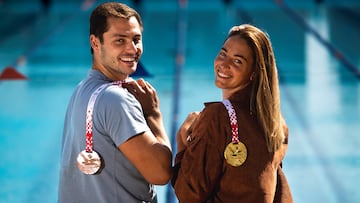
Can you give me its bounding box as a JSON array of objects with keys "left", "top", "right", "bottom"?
[{"left": 250, "top": 72, "right": 255, "bottom": 81}]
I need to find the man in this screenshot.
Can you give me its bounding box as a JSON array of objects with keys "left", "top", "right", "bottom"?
[{"left": 58, "top": 2, "right": 172, "bottom": 202}]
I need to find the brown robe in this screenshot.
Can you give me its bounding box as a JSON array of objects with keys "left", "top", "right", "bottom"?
[{"left": 172, "top": 86, "right": 293, "bottom": 203}]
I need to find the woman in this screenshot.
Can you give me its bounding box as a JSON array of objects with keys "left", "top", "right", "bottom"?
[{"left": 172, "top": 24, "right": 293, "bottom": 203}]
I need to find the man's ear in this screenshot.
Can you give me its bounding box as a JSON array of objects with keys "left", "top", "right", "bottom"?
[{"left": 90, "top": 35, "right": 100, "bottom": 52}]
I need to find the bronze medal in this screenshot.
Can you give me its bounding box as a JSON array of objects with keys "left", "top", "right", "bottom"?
[
  {"left": 224, "top": 142, "right": 247, "bottom": 167},
  {"left": 76, "top": 150, "right": 102, "bottom": 175}
]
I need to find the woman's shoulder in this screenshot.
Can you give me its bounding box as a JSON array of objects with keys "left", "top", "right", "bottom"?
[
  {"left": 199, "top": 101, "right": 229, "bottom": 122},
  {"left": 204, "top": 101, "right": 226, "bottom": 110},
  {"left": 191, "top": 102, "right": 230, "bottom": 146}
]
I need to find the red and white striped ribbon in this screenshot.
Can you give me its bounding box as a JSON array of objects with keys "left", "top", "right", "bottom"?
[
  {"left": 222, "top": 99, "right": 239, "bottom": 144},
  {"left": 85, "top": 80, "right": 127, "bottom": 152}
]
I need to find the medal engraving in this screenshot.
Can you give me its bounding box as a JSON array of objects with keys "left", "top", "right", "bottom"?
[
  {"left": 224, "top": 142, "right": 247, "bottom": 167},
  {"left": 77, "top": 150, "right": 102, "bottom": 175}
]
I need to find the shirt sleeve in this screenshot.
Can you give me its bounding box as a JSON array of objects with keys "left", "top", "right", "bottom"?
[
  {"left": 95, "top": 86, "right": 150, "bottom": 147},
  {"left": 172, "top": 103, "right": 226, "bottom": 202}
]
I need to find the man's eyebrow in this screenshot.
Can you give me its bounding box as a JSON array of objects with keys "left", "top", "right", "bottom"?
[
  {"left": 111, "top": 33, "right": 127, "bottom": 37},
  {"left": 111, "top": 33, "right": 141, "bottom": 38}
]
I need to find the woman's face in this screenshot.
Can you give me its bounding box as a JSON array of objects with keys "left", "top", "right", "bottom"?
[{"left": 214, "top": 35, "right": 254, "bottom": 98}]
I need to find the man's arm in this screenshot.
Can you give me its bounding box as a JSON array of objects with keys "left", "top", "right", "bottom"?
[{"left": 121, "top": 79, "right": 172, "bottom": 185}]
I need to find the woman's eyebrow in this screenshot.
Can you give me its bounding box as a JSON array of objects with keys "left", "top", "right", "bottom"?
[
  {"left": 221, "top": 47, "right": 248, "bottom": 61},
  {"left": 234, "top": 54, "right": 248, "bottom": 61}
]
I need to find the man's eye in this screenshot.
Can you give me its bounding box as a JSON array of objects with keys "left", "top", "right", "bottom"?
[{"left": 133, "top": 38, "right": 141, "bottom": 44}]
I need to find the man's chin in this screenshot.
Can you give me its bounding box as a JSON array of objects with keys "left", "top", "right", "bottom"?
[{"left": 128, "top": 68, "right": 137, "bottom": 75}]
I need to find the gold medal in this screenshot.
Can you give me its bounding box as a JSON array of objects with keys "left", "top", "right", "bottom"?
[
  {"left": 76, "top": 150, "right": 102, "bottom": 175},
  {"left": 222, "top": 100, "right": 247, "bottom": 167},
  {"left": 224, "top": 142, "right": 247, "bottom": 167}
]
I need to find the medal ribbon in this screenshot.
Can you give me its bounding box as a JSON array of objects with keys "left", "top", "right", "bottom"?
[
  {"left": 85, "top": 80, "right": 126, "bottom": 152},
  {"left": 222, "top": 99, "right": 239, "bottom": 143}
]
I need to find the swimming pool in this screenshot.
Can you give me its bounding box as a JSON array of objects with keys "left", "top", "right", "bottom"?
[{"left": 0, "top": 0, "right": 359, "bottom": 202}]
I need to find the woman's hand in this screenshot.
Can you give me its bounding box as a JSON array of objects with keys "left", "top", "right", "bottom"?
[
  {"left": 123, "top": 78, "right": 161, "bottom": 118},
  {"left": 176, "top": 112, "right": 200, "bottom": 152}
]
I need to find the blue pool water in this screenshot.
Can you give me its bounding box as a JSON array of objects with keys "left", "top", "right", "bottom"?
[{"left": 0, "top": 0, "right": 359, "bottom": 202}]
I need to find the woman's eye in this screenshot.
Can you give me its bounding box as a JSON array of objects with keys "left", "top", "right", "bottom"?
[{"left": 234, "top": 59, "right": 242, "bottom": 64}]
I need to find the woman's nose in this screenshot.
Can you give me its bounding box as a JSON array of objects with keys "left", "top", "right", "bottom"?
[{"left": 220, "top": 60, "right": 230, "bottom": 69}]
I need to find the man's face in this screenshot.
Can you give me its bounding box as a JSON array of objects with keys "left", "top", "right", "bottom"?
[{"left": 91, "top": 16, "right": 143, "bottom": 80}]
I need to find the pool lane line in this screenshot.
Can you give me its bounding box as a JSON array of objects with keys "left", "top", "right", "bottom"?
[
  {"left": 271, "top": 1, "right": 351, "bottom": 200},
  {"left": 4, "top": 1, "right": 96, "bottom": 72},
  {"left": 274, "top": 0, "right": 360, "bottom": 79},
  {"left": 166, "top": 0, "right": 188, "bottom": 203},
  {"left": 0, "top": 11, "right": 77, "bottom": 80},
  {"left": 274, "top": 0, "right": 352, "bottom": 199},
  {"left": 279, "top": 67, "right": 348, "bottom": 203},
  {"left": 0, "top": 13, "right": 38, "bottom": 46},
  {"left": 13, "top": 14, "right": 75, "bottom": 68}
]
